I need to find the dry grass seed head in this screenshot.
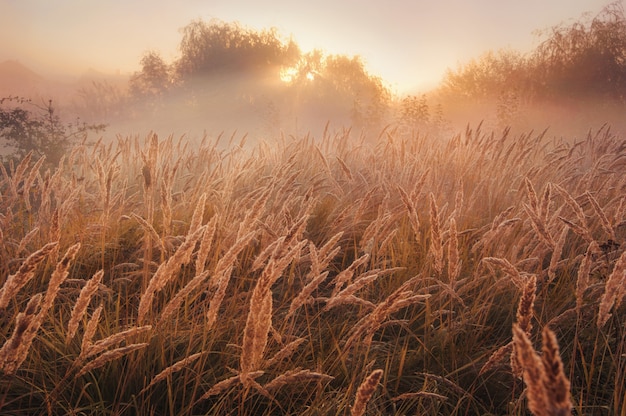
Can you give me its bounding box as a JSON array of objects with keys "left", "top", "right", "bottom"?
[
  {"left": 351, "top": 369, "right": 383, "bottom": 416},
  {"left": 448, "top": 217, "right": 460, "bottom": 284},
  {"left": 76, "top": 343, "right": 148, "bottom": 378},
  {"left": 540, "top": 327, "right": 572, "bottom": 414},
  {"left": 0, "top": 242, "right": 59, "bottom": 310},
  {"left": 429, "top": 193, "right": 443, "bottom": 274},
  {"left": 66, "top": 270, "right": 104, "bottom": 344},
  {"left": 143, "top": 351, "right": 204, "bottom": 391},
  {"left": 0, "top": 293, "right": 42, "bottom": 374},
  {"left": 597, "top": 249, "right": 626, "bottom": 328},
  {"left": 512, "top": 324, "right": 549, "bottom": 415},
  {"left": 585, "top": 191, "right": 616, "bottom": 240},
  {"left": 576, "top": 241, "right": 599, "bottom": 311}
]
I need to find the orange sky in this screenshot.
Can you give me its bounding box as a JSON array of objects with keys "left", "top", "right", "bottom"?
[{"left": 0, "top": 0, "right": 613, "bottom": 93}]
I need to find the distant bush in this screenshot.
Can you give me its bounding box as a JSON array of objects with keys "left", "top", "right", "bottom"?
[
  {"left": 0, "top": 96, "right": 106, "bottom": 167},
  {"left": 441, "top": 2, "right": 626, "bottom": 104}
]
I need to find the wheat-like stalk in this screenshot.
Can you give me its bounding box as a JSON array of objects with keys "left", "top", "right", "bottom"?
[
  {"left": 597, "top": 249, "right": 626, "bottom": 328},
  {"left": 16, "top": 226, "right": 40, "bottom": 255},
  {"left": 344, "top": 277, "right": 429, "bottom": 351},
  {"left": 522, "top": 203, "right": 555, "bottom": 249},
  {"left": 264, "top": 337, "right": 306, "bottom": 369},
  {"left": 511, "top": 274, "right": 537, "bottom": 377},
  {"left": 548, "top": 227, "right": 568, "bottom": 282},
  {"left": 448, "top": 217, "right": 460, "bottom": 285},
  {"left": 39, "top": 243, "right": 81, "bottom": 315},
  {"left": 264, "top": 368, "right": 334, "bottom": 392},
  {"left": 397, "top": 185, "right": 421, "bottom": 242},
  {"left": 554, "top": 184, "right": 593, "bottom": 243},
  {"left": 195, "top": 213, "right": 218, "bottom": 274},
  {"left": 576, "top": 241, "right": 599, "bottom": 311},
  {"left": 539, "top": 182, "right": 552, "bottom": 224},
  {"left": 5, "top": 243, "right": 81, "bottom": 374},
  {"left": 0, "top": 241, "right": 59, "bottom": 309},
  {"left": 429, "top": 193, "right": 444, "bottom": 274},
  {"left": 76, "top": 343, "right": 148, "bottom": 378},
  {"left": 479, "top": 342, "right": 513, "bottom": 376},
  {"left": 83, "top": 325, "right": 153, "bottom": 360},
  {"left": 0, "top": 293, "right": 42, "bottom": 374},
  {"left": 330, "top": 253, "right": 370, "bottom": 297},
  {"left": 287, "top": 271, "right": 329, "bottom": 318},
  {"left": 159, "top": 270, "right": 210, "bottom": 326},
  {"left": 325, "top": 270, "right": 381, "bottom": 311},
  {"left": 189, "top": 192, "right": 207, "bottom": 235},
  {"left": 240, "top": 239, "right": 306, "bottom": 377},
  {"left": 482, "top": 257, "right": 525, "bottom": 289},
  {"left": 512, "top": 324, "right": 572, "bottom": 416},
  {"left": 138, "top": 225, "right": 207, "bottom": 324},
  {"left": 143, "top": 351, "right": 204, "bottom": 392},
  {"left": 66, "top": 270, "right": 104, "bottom": 344},
  {"left": 351, "top": 369, "right": 383, "bottom": 416},
  {"left": 524, "top": 177, "right": 540, "bottom": 214},
  {"left": 585, "top": 191, "right": 616, "bottom": 241},
  {"left": 540, "top": 327, "right": 572, "bottom": 414},
  {"left": 80, "top": 304, "right": 103, "bottom": 357}
]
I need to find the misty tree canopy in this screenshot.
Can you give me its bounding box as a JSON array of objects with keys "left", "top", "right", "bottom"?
[
  {"left": 176, "top": 20, "right": 301, "bottom": 80},
  {"left": 441, "top": 2, "right": 626, "bottom": 104},
  {"left": 127, "top": 19, "right": 391, "bottom": 133}
]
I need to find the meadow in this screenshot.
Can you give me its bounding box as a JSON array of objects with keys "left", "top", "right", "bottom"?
[{"left": 0, "top": 124, "right": 625, "bottom": 415}]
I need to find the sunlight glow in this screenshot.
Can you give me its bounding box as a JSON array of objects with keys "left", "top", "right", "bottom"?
[
  {"left": 280, "top": 66, "right": 315, "bottom": 83},
  {"left": 280, "top": 67, "right": 298, "bottom": 83}
]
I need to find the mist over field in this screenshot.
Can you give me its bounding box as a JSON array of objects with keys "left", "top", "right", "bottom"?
[{"left": 1, "top": 4, "right": 626, "bottom": 416}]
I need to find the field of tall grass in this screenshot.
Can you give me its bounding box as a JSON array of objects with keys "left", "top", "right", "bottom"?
[{"left": 0, "top": 124, "right": 624, "bottom": 415}]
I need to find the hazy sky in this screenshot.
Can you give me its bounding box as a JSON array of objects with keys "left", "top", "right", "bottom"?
[{"left": 0, "top": 0, "right": 614, "bottom": 93}]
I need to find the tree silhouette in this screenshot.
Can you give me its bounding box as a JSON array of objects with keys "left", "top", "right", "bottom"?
[
  {"left": 0, "top": 97, "right": 106, "bottom": 166},
  {"left": 531, "top": 1, "right": 626, "bottom": 101},
  {"left": 175, "top": 19, "right": 300, "bottom": 83}
]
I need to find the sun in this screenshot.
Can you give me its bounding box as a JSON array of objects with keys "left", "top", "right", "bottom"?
[
  {"left": 280, "top": 67, "right": 298, "bottom": 83},
  {"left": 280, "top": 66, "right": 315, "bottom": 83}
]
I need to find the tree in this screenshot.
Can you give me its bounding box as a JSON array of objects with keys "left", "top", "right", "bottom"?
[
  {"left": 531, "top": 2, "right": 626, "bottom": 101},
  {"left": 0, "top": 97, "right": 106, "bottom": 166},
  {"left": 175, "top": 19, "right": 300, "bottom": 83},
  {"left": 130, "top": 51, "right": 171, "bottom": 100}
]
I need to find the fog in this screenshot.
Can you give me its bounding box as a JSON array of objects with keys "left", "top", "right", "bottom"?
[{"left": 3, "top": 4, "right": 626, "bottom": 162}]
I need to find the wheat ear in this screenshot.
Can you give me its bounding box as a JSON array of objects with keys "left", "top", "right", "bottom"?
[
  {"left": 264, "top": 369, "right": 333, "bottom": 392},
  {"left": 448, "top": 217, "right": 460, "bottom": 285},
  {"left": 6, "top": 243, "right": 80, "bottom": 374},
  {"left": 429, "top": 193, "right": 443, "bottom": 274},
  {"left": 66, "top": 270, "right": 104, "bottom": 344},
  {"left": 240, "top": 239, "right": 306, "bottom": 377},
  {"left": 0, "top": 242, "right": 59, "bottom": 309},
  {"left": 351, "top": 369, "right": 383, "bottom": 416},
  {"left": 137, "top": 225, "right": 207, "bottom": 324},
  {"left": 0, "top": 294, "right": 42, "bottom": 374},
  {"left": 159, "top": 271, "right": 210, "bottom": 326},
  {"left": 597, "top": 249, "right": 626, "bottom": 328},
  {"left": 143, "top": 352, "right": 204, "bottom": 392},
  {"left": 512, "top": 324, "right": 572, "bottom": 416},
  {"left": 76, "top": 343, "right": 148, "bottom": 378},
  {"left": 576, "top": 241, "right": 599, "bottom": 311}
]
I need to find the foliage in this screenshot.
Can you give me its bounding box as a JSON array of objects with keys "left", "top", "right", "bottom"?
[
  {"left": 0, "top": 97, "right": 106, "bottom": 166},
  {"left": 175, "top": 19, "right": 300, "bottom": 82},
  {"left": 440, "top": 2, "right": 626, "bottom": 104},
  {"left": 129, "top": 51, "right": 172, "bottom": 100},
  {"left": 531, "top": 1, "right": 626, "bottom": 101},
  {"left": 126, "top": 19, "right": 392, "bottom": 133}
]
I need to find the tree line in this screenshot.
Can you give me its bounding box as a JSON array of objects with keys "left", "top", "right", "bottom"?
[{"left": 3, "top": 2, "right": 626, "bottom": 166}]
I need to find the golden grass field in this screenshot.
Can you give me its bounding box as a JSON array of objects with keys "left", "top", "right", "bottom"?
[{"left": 1, "top": 124, "right": 625, "bottom": 415}]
